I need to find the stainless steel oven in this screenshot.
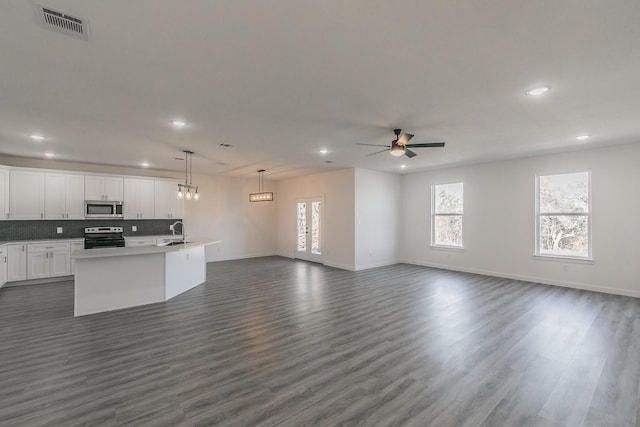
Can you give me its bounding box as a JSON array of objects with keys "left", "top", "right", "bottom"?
[
  {"left": 85, "top": 201, "right": 123, "bottom": 218},
  {"left": 84, "top": 227, "right": 125, "bottom": 249}
]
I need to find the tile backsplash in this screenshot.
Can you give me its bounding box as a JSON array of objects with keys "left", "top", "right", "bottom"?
[{"left": 0, "top": 219, "right": 181, "bottom": 241}]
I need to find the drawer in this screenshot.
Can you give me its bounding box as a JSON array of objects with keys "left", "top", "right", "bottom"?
[{"left": 29, "top": 243, "right": 71, "bottom": 253}]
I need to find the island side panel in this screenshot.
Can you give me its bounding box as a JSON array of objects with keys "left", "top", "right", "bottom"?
[
  {"left": 75, "top": 253, "right": 166, "bottom": 316},
  {"left": 165, "top": 245, "right": 206, "bottom": 300}
]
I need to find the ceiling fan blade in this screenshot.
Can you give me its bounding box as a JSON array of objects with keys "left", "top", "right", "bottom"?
[
  {"left": 366, "top": 149, "right": 390, "bottom": 157},
  {"left": 397, "top": 133, "right": 414, "bottom": 145},
  {"left": 357, "top": 143, "right": 391, "bottom": 147},
  {"left": 405, "top": 142, "right": 445, "bottom": 148},
  {"left": 405, "top": 149, "right": 418, "bottom": 158}
]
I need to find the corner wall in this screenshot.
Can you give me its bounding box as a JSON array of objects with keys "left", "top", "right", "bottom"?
[
  {"left": 354, "top": 168, "right": 401, "bottom": 270},
  {"left": 276, "top": 169, "right": 355, "bottom": 270},
  {"left": 184, "top": 173, "right": 277, "bottom": 262},
  {"left": 401, "top": 142, "right": 640, "bottom": 297}
]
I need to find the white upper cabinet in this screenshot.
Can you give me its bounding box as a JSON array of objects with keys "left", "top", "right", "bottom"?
[
  {"left": 45, "top": 173, "right": 85, "bottom": 219},
  {"left": 154, "top": 180, "right": 184, "bottom": 219},
  {"left": 9, "top": 170, "right": 45, "bottom": 219},
  {"left": 0, "top": 168, "right": 9, "bottom": 220},
  {"left": 85, "top": 175, "right": 123, "bottom": 201},
  {"left": 124, "top": 178, "right": 155, "bottom": 219}
]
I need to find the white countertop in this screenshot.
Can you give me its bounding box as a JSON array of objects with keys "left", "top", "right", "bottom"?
[
  {"left": 72, "top": 239, "right": 221, "bottom": 259},
  {"left": 0, "top": 235, "right": 179, "bottom": 247}
]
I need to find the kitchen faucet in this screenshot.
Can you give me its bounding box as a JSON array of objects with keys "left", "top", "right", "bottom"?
[{"left": 171, "top": 221, "right": 185, "bottom": 243}]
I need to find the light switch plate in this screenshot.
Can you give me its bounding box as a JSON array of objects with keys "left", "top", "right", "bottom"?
[
  {"left": 56, "top": 227, "right": 63, "bottom": 234},
  {"left": 132, "top": 226, "right": 137, "bottom": 232}
]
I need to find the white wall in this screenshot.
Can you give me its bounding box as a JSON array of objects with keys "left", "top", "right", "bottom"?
[
  {"left": 185, "top": 173, "right": 277, "bottom": 262},
  {"left": 276, "top": 169, "right": 355, "bottom": 270},
  {"left": 401, "top": 142, "right": 640, "bottom": 297},
  {"left": 354, "top": 168, "right": 401, "bottom": 270}
]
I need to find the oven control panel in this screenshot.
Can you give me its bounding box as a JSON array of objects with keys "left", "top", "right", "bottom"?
[{"left": 85, "top": 227, "right": 123, "bottom": 234}]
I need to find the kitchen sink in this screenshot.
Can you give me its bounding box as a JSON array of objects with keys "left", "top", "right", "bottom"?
[{"left": 156, "top": 241, "right": 192, "bottom": 247}]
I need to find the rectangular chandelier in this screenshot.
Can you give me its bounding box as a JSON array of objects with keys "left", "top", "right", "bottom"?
[
  {"left": 249, "top": 169, "right": 274, "bottom": 202},
  {"left": 249, "top": 192, "right": 274, "bottom": 202}
]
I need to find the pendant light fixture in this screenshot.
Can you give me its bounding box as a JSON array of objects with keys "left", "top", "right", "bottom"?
[
  {"left": 249, "top": 169, "right": 273, "bottom": 202},
  {"left": 177, "top": 150, "right": 200, "bottom": 201}
]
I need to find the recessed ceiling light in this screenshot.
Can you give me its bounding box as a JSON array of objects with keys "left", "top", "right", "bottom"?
[
  {"left": 319, "top": 148, "right": 329, "bottom": 154},
  {"left": 525, "top": 86, "right": 551, "bottom": 96},
  {"left": 44, "top": 152, "right": 55, "bottom": 158},
  {"left": 141, "top": 162, "right": 150, "bottom": 167},
  {"left": 400, "top": 164, "right": 407, "bottom": 169},
  {"left": 171, "top": 120, "right": 187, "bottom": 127},
  {"left": 30, "top": 134, "right": 45, "bottom": 141},
  {"left": 575, "top": 135, "right": 590, "bottom": 140}
]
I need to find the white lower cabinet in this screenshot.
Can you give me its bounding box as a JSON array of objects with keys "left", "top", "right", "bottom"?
[
  {"left": 0, "top": 246, "right": 7, "bottom": 287},
  {"left": 70, "top": 241, "right": 84, "bottom": 274},
  {"left": 125, "top": 238, "right": 157, "bottom": 247},
  {"left": 27, "top": 243, "right": 71, "bottom": 280},
  {"left": 8, "top": 244, "right": 27, "bottom": 281}
]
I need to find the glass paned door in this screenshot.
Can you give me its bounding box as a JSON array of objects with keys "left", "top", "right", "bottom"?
[{"left": 295, "top": 197, "right": 323, "bottom": 262}]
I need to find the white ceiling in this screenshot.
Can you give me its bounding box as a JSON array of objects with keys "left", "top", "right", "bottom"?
[{"left": 1, "top": 1, "right": 639, "bottom": 179}]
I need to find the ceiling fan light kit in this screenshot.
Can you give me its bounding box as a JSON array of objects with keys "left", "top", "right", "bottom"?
[
  {"left": 390, "top": 143, "right": 405, "bottom": 157},
  {"left": 249, "top": 169, "right": 274, "bottom": 202},
  {"left": 177, "top": 150, "right": 200, "bottom": 201},
  {"left": 357, "top": 129, "right": 446, "bottom": 159}
]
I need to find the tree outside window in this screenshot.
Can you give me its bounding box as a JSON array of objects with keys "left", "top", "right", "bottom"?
[
  {"left": 536, "top": 171, "right": 591, "bottom": 258},
  {"left": 431, "top": 182, "right": 463, "bottom": 248}
]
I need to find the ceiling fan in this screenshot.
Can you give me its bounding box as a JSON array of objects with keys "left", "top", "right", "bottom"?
[{"left": 358, "top": 129, "right": 445, "bottom": 158}]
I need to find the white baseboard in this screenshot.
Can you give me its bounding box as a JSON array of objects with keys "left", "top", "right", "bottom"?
[
  {"left": 399, "top": 258, "right": 640, "bottom": 298},
  {"left": 6, "top": 275, "right": 74, "bottom": 287},
  {"left": 276, "top": 252, "right": 294, "bottom": 259},
  {"left": 276, "top": 253, "right": 358, "bottom": 272},
  {"left": 354, "top": 259, "right": 400, "bottom": 271},
  {"left": 207, "top": 252, "right": 277, "bottom": 263},
  {"left": 323, "top": 261, "right": 356, "bottom": 271}
]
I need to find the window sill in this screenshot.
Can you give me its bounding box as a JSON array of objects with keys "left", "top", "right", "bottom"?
[
  {"left": 532, "top": 254, "right": 594, "bottom": 265},
  {"left": 430, "top": 245, "right": 464, "bottom": 252}
]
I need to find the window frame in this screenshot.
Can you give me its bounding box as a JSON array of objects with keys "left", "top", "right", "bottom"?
[
  {"left": 430, "top": 181, "right": 464, "bottom": 250},
  {"left": 534, "top": 170, "right": 592, "bottom": 261}
]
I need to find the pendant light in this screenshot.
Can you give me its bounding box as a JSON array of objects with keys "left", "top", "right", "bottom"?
[
  {"left": 177, "top": 150, "right": 199, "bottom": 201},
  {"left": 249, "top": 169, "right": 273, "bottom": 202}
]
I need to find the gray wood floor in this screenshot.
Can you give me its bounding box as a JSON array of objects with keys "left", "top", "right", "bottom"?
[{"left": 1, "top": 257, "right": 639, "bottom": 426}]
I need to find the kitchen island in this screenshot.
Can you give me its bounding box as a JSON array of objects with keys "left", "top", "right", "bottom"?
[{"left": 73, "top": 239, "right": 220, "bottom": 316}]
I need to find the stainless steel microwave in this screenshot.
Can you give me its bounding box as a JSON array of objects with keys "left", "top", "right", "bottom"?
[{"left": 85, "top": 201, "right": 124, "bottom": 218}]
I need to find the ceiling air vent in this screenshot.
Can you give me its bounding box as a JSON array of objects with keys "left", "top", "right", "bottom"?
[{"left": 36, "top": 4, "right": 89, "bottom": 41}]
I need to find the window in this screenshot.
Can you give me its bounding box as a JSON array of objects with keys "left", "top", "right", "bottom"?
[
  {"left": 536, "top": 171, "right": 591, "bottom": 258},
  {"left": 431, "top": 182, "right": 463, "bottom": 248}
]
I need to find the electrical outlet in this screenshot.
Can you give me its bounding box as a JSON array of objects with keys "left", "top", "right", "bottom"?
[
  {"left": 56, "top": 227, "right": 63, "bottom": 234},
  {"left": 132, "top": 226, "right": 137, "bottom": 232},
  {"left": 169, "top": 225, "right": 174, "bottom": 231}
]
